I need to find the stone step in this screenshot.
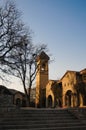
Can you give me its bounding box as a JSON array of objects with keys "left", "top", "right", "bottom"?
[
  {"left": 0, "top": 122, "right": 86, "bottom": 129},
  {"left": 0, "top": 112, "right": 74, "bottom": 117},
  {"left": 1, "top": 119, "right": 79, "bottom": 124},
  {"left": 6, "top": 110, "right": 70, "bottom": 114},
  {"left": 14, "top": 108, "right": 69, "bottom": 112},
  {"left": 2, "top": 110, "right": 76, "bottom": 119},
  {"left": 1, "top": 127, "right": 86, "bottom": 130},
  {"left": 3, "top": 113, "right": 74, "bottom": 118},
  {"left": 0, "top": 118, "right": 82, "bottom": 124},
  {"left": 1, "top": 108, "right": 86, "bottom": 130},
  {"left": 2, "top": 111, "right": 73, "bottom": 114},
  {"left": 3, "top": 116, "right": 76, "bottom": 121}
]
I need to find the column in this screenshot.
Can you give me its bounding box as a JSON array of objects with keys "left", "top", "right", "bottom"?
[
  {"left": 79, "top": 94, "right": 83, "bottom": 107},
  {"left": 62, "top": 95, "right": 66, "bottom": 107},
  {"left": 71, "top": 94, "right": 74, "bottom": 107}
]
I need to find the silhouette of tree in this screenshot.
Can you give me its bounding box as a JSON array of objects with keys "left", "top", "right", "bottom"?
[
  {"left": 0, "top": 1, "right": 48, "bottom": 106},
  {"left": 6, "top": 36, "right": 47, "bottom": 106},
  {"left": 0, "top": 1, "right": 27, "bottom": 63}
]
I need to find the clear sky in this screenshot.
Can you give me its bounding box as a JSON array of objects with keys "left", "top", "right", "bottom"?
[
  {"left": 15, "top": 0, "right": 86, "bottom": 78},
  {"left": 0, "top": 0, "right": 86, "bottom": 91}
]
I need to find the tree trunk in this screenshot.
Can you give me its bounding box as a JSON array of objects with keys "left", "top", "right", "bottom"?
[
  {"left": 23, "top": 81, "right": 29, "bottom": 106},
  {"left": 28, "top": 82, "right": 32, "bottom": 106}
]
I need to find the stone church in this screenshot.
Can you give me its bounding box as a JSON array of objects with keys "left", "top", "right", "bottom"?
[
  {"left": 0, "top": 85, "right": 27, "bottom": 108},
  {"left": 35, "top": 51, "right": 86, "bottom": 108}
]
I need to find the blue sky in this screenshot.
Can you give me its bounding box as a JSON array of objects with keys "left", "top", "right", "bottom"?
[
  {"left": 0, "top": 0, "right": 86, "bottom": 91},
  {"left": 15, "top": 0, "right": 86, "bottom": 79}
]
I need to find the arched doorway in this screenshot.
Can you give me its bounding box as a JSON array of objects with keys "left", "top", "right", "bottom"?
[
  {"left": 16, "top": 98, "right": 21, "bottom": 107},
  {"left": 65, "top": 90, "right": 72, "bottom": 107},
  {"left": 48, "top": 95, "right": 52, "bottom": 107},
  {"left": 83, "top": 95, "right": 86, "bottom": 106}
]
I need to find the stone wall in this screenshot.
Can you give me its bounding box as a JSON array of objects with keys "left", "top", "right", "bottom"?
[{"left": 0, "top": 94, "right": 13, "bottom": 106}]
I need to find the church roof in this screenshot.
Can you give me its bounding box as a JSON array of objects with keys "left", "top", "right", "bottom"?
[
  {"left": 0, "top": 85, "right": 12, "bottom": 95},
  {"left": 60, "top": 70, "right": 79, "bottom": 81},
  {"left": 36, "top": 51, "right": 50, "bottom": 61},
  {"left": 9, "top": 89, "right": 25, "bottom": 96},
  {"left": 80, "top": 68, "right": 86, "bottom": 74},
  {"left": 47, "top": 80, "right": 60, "bottom": 86}
]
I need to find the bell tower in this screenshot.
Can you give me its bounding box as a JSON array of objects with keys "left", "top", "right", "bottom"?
[{"left": 35, "top": 51, "right": 50, "bottom": 107}]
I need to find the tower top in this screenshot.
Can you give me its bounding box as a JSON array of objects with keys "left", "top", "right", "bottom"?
[{"left": 36, "top": 51, "right": 50, "bottom": 61}]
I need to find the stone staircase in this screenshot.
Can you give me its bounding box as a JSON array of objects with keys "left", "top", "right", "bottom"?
[
  {"left": 68, "top": 107, "right": 86, "bottom": 124},
  {"left": 0, "top": 108, "right": 86, "bottom": 130}
]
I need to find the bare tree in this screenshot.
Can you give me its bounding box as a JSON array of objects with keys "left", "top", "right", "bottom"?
[
  {"left": 0, "top": 0, "right": 31, "bottom": 102},
  {"left": 0, "top": 1, "right": 48, "bottom": 106},
  {"left": 4, "top": 35, "right": 47, "bottom": 106},
  {"left": 0, "top": 1, "right": 27, "bottom": 64}
]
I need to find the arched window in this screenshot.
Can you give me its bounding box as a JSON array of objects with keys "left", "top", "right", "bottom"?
[{"left": 16, "top": 98, "right": 21, "bottom": 107}]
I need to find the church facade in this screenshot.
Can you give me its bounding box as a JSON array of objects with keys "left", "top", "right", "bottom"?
[
  {"left": 35, "top": 51, "right": 86, "bottom": 108},
  {"left": 0, "top": 85, "right": 27, "bottom": 108}
]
